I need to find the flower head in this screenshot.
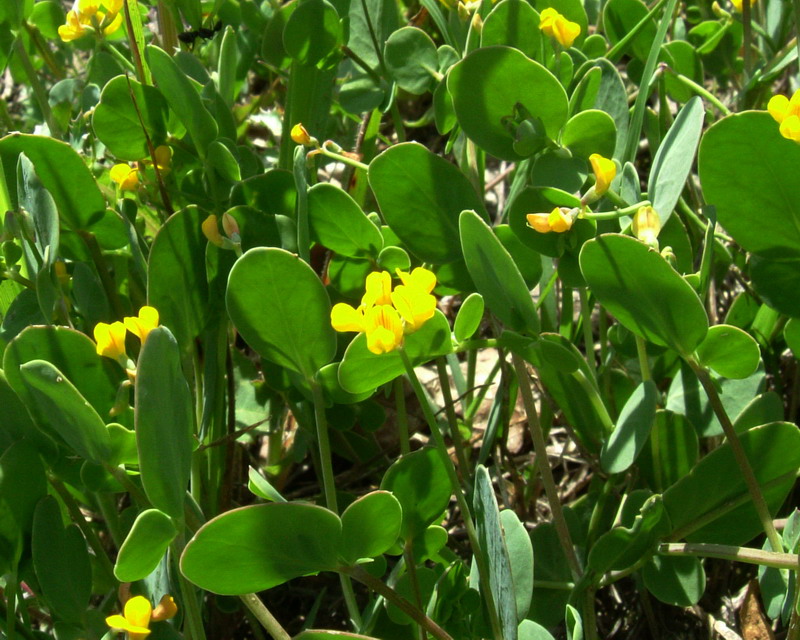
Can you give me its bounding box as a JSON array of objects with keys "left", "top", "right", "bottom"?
[
  {"left": 106, "top": 595, "right": 177, "bottom": 640},
  {"left": 364, "top": 305, "right": 405, "bottom": 354},
  {"left": 58, "top": 11, "right": 88, "bottom": 41},
  {"left": 539, "top": 7, "right": 580, "bottom": 48},
  {"left": 632, "top": 205, "right": 661, "bottom": 248},
  {"left": 391, "top": 285, "right": 437, "bottom": 332},
  {"left": 291, "top": 123, "right": 313, "bottom": 146},
  {"left": 124, "top": 306, "right": 159, "bottom": 344},
  {"left": 152, "top": 595, "right": 178, "bottom": 622},
  {"left": 362, "top": 271, "right": 393, "bottom": 307},
  {"left": 589, "top": 153, "right": 616, "bottom": 196},
  {"left": 94, "top": 321, "right": 127, "bottom": 360},
  {"left": 527, "top": 207, "right": 574, "bottom": 234},
  {"left": 110, "top": 164, "right": 139, "bottom": 192},
  {"left": 58, "top": 0, "right": 123, "bottom": 41},
  {"left": 768, "top": 90, "right": 800, "bottom": 142},
  {"left": 395, "top": 267, "right": 436, "bottom": 294}
]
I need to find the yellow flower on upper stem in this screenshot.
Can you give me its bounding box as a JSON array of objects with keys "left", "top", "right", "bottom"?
[
  {"left": 527, "top": 207, "right": 574, "bottom": 234},
  {"left": 768, "top": 90, "right": 800, "bottom": 142},
  {"left": 364, "top": 305, "right": 404, "bottom": 354},
  {"left": 124, "top": 306, "right": 159, "bottom": 344},
  {"left": 110, "top": 164, "right": 139, "bottom": 192},
  {"left": 94, "top": 321, "right": 127, "bottom": 360},
  {"left": 589, "top": 153, "right": 616, "bottom": 196},
  {"left": 539, "top": 7, "right": 580, "bottom": 48},
  {"left": 106, "top": 595, "right": 177, "bottom": 640}
]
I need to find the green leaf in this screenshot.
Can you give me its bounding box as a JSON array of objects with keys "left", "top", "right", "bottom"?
[
  {"left": 663, "top": 422, "right": 800, "bottom": 544},
  {"left": 507, "top": 186, "right": 584, "bottom": 258},
  {"left": 248, "top": 467, "right": 288, "bottom": 502},
  {"left": 181, "top": 503, "right": 342, "bottom": 595},
  {"left": 146, "top": 45, "right": 218, "bottom": 159},
  {"left": 500, "top": 509, "right": 534, "bottom": 621},
  {"left": 92, "top": 75, "right": 168, "bottom": 161},
  {"left": 340, "top": 491, "right": 402, "bottom": 564},
  {"left": 369, "top": 142, "right": 487, "bottom": 264},
  {"left": 642, "top": 555, "right": 705, "bottom": 606},
  {"left": 380, "top": 448, "right": 450, "bottom": 541},
  {"left": 337, "top": 309, "right": 452, "bottom": 394},
  {"left": 460, "top": 210, "right": 539, "bottom": 334},
  {"left": 561, "top": 109, "right": 616, "bottom": 160},
  {"left": 638, "top": 410, "right": 698, "bottom": 492},
  {"left": 308, "top": 184, "right": 383, "bottom": 258},
  {"left": 569, "top": 60, "right": 629, "bottom": 158},
  {"left": 565, "top": 605, "right": 583, "bottom": 640},
  {"left": 115, "top": 509, "right": 177, "bottom": 582},
  {"left": 284, "top": 0, "right": 342, "bottom": 66},
  {"left": 600, "top": 380, "right": 658, "bottom": 474},
  {"left": 603, "top": 0, "right": 656, "bottom": 61},
  {"left": 384, "top": 27, "right": 438, "bottom": 95},
  {"left": 32, "top": 496, "right": 91, "bottom": 624},
  {"left": 647, "top": 97, "right": 704, "bottom": 224},
  {"left": 693, "top": 324, "right": 760, "bottom": 379},
  {"left": 261, "top": 0, "right": 297, "bottom": 68},
  {"left": 135, "top": 327, "right": 193, "bottom": 520},
  {"left": 227, "top": 248, "right": 336, "bottom": 378},
  {"left": 448, "top": 46, "right": 568, "bottom": 161},
  {"left": 481, "top": 0, "right": 541, "bottom": 60},
  {"left": 295, "top": 633, "right": 383, "bottom": 640},
  {"left": 474, "top": 465, "right": 518, "bottom": 639},
  {"left": 0, "top": 440, "right": 46, "bottom": 535},
  {"left": 518, "top": 620, "right": 556, "bottom": 640},
  {"left": 18, "top": 360, "right": 112, "bottom": 463},
  {"left": 0, "top": 133, "right": 104, "bottom": 230},
  {"left": 148, "top": 206, "right": 210, "bottom": 354},
  {"left": 454, "top": 292, "right": 485, "bottom": 342},
  {"left": 579, "top": 234, "right": 708, "bottom": 354}
]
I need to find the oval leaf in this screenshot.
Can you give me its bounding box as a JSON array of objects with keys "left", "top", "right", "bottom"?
[
  {"left": 340, "top": 491, "right": 402, "bottom": 564},
  {"left": 694, "top": 324, "right": 760, "bottom": 379},
  {"left": 115, "top": 509, "right": 177, "bottom": 582}
]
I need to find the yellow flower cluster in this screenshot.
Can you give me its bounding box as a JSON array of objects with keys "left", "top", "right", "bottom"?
[
  {"left": 331, "top": 268, "right": 437, "bottom": 355},
  {"left": 94, "top": 306, "right": 159, "bottom": 362},
  {"left": 106, "top": 594, "right": 177, "bottom": 639},
  {"left": 58, "top": 0, "right": 124, "bottom": 41},
  {"left": 768, "top": 90, "right": 800, "bottom": 143},
  {"left": 111, "top": 146, "right": 172, "bottom": 193},
  {"left": 539, "top": 7, "right": 580, "bottom": 48}
]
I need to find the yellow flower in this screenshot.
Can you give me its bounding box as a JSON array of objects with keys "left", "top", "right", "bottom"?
[
  {"left": 152, "top": 595, "right": 178, "bottom": 622},
  {"left": 331, "top": 303, "right": 367, "bottom": 333},
  {"left": 632, "top": 205, "right": 661, "bottom": 247},
  {"left": 391, "top": 285, "right": 437, "bottom": 333},
  {"left": 58, "top": 10, "right": 87, "bottom": 41},
  {"left": 526, "top": 207, "right": 574, "bottom": 234},
  {"left": 539, "top": 7, "right": 580, "bottom": 48},
  {"left": 106, "top": 595, "right": 177, "bottom": 640},
  {"left": 395, "top": 267, "right": 436, "bottom": 294},
  {"left": 291, "top": 123, "right": 312, "bottom": 146},
  {"left": 110, "top": 164, "right": 139, "bottom": 191},
  {"left": 589, "top": 153, "right": 616, "bottom": 196},
  {"left": 201, "top": 215, "right": 224, "bottom": 247},
  {"left": 94, "top": 321, "right": 127, "bottom": 360},
  {"left": 150, "top": 145, "right": 172, "bottom": 175},
  {"left": 730, "top": 0, "right": 755, "bottom": 11},
  {"left": 768, "top": 90, "right": 800, "bottom": 142},
  {"left": 103, "top": 0, "right": 124, "bottom": 13},
  {"left": 362, "top": 271, "right": 393, "bottom": 307},
  {"left": 124, "top": 306, "right": 159, "bottom": 344},
  {"left": 364, "top": 305, "right": 405, "bottom": 354}
]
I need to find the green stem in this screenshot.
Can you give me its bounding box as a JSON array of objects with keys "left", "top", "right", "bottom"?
[
  {"left": 742, "top": 0, "right": 753, "bottom": 94},
  {"left": 309, "top": 378, "right": 337, "bottom": 511},
  {"left": 342, "top": 565, "right": 454, "bottom": 640},
  {"left": 318, "top": 145, "right": 370, "bottom": 172},
  {"left": 403, "top": 544, "right": 426, "bottom": 640},
  {"left": 582, "top": 200, "right": 651, "bottom": 220},
  {"left": 95, "top": 491, "right": 125, "bottom": 548},
  {"left": 239, "top": 594, "right": 292, "bottom": 640},
  {"left": 436, "top": 357, "right": 471, "bottom": 483},
  {"left": 578, "top": 288, "right": 596, "bottom": 376},
  {"left": 634, "top": 334, "right": 651, "bottom": 383},
  {"left": 511, "top": 354, "right": 583, "bottom": 582},
  {"left": 398, "top": 349, "right": 503, "bottom": 640},
  {"left": 394, "top": 377, "right": 410, "bottom": 455},
  {"left": 658, "top": 542, "right": 797, "bottom": 569},
  {"left": 341, "top": 45, "right": 383, "bottom": 85},
  {"left": 606, "top": 0, "right": 668, "bottom": 62},
  {"left": 662, "top": 66, "right": 731, "bottom": 114},
  {"left": 6, "top": 569, "right": 16, "bottom": 640},
  {"left": 14, "top": 37, "right": 62, "bottom": 139},
  {"left": 687, "top": 359, "right": 783, "bottom": 553},
  {"left": 171, "top": 541, "right": 207, "bottom": 640}
]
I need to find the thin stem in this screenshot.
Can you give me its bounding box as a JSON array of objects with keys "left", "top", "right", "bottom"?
[
  {"left": 661, "top": 66, "right": 731, "bottom": 114},
  {"left": 78, "top": 231, "right": 126, "bottom": 318},
  {"left": 317, "top": 145, "right": 370, "bottom": 172},
  {"left": 634, "top": 334, "right": 651, "bottom": 383},
  {"left": 239, "top": 594, "right": 292, "bottom": 640},
  {"left": 658, "top": 542, "right": 797, "bottom": 569},
  {"left": 171, "top": 542, "right": 207, "bottom": 640},
  {"left": 6, "top": 569, "right": 16, "bottom": 640},
  {"left": 123, "top": 0, "right": 149, "bottom": 84},
  {"left": 436, "top": 357, "right": 471, "bottom": 483},
  {"left": 688, "top": 359, "right": 784, "bottom": 553},
  {"left": 341, "top": 45, "right": 383, "bottom": 85},
  {"left": 398, "top": 349, "right": 503, "bottom": 640},
  {"left": 742, "top": 0, "right": 753, "bottom": 93},
  {"left": 342, "top": 565, "right": 454, "bottom": 640},
  {"left": 578, "top": 288, "right": 596, "bottom": 376},
  {"left": 394, "top": 377, "right": 410, "bottom": 455},
  {"left": 511, "top": 353, "right": 583, "bottom": 582},
  {"left": 403, "top": 544, "right": 426, "bottom": 640},
  {"left": 309, "top": 378, "right": 337, "bottom": 511},
  {"left": 582, "top": 200, "right": 651, "bottom": 220}
]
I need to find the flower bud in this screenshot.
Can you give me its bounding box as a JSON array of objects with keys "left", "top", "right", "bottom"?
[
  {"left": 201, "top": 214, "right": 224, "bottom": 247},
  {"left": 222, "top": 212, "right": 240, "bottom": 242},
  {"left": 632, "top": 205, "right": 661, "bottom": 248},
  {"left": 290, "top": 123, "right": 312, "bottom": 146}
]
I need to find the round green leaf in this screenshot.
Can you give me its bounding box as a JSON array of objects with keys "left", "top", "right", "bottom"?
[
  {"left": 92, "top": 75, "right": 169, "bottom": 161},
  {"left": 283, "top": 0, "right": 342, "bottom": 66},
  {"left": 369, "top": 142, "right": 487, "bottom": 264},
  {"left": 460, "top": 210, "right": 539, "bottom": 334},
  {"left": 561, "top": 109, "right": 616, "bottom": 160},
  {"left": 454, "top": 292, "right": 485, "bottom": 342},
  {"left": 227, "top": 248, "right": 336, "bottom": 378},
  {"left": 338, "top": 310, "right": 453, "bottom": 394},
  {"left": 579, "top": 234, "right": 708, "bottom": 354},
  {"left": 694, "top": 324, "right": 760, "bottom": 379},
  {"left": 135, "top": 327, "right": 194, "bottom": 520},
  {"left": 380, "top": 448, "right": 450, "bottom": 541},
  {"left": 642, "top": 555, "right": 705, "bottom": 607},
  {"left": 448, "top": 46, "right": 568, "bottom": 161},
  {"left": 384, "top": 27, "right": 438, "bottom": 95},
  {"left": 308, "top": 183, "right": 383, "bottom": 258},
  {"left": 340, "top": 491, "right": 402, "bottom": 565},
  {"left": 600, "top": 380, "right": 658, "bottom": 474},
  {"left": 481, "top": 0, "right": 541, "bottom": 60},
  {"left": 181, "top": 503, "right": 342, "bottom": 594},
  {"left": 114, "top": 509, "right": 177, "bottom": 582}
]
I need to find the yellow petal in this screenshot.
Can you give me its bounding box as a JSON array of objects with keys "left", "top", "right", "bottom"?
[
  {"left": 547, "top": 207, "right": 572, "bottom": 233},
  {"left": 780, "top": 115, "right": 800, "bottom": 142},
  {"left": 554, "top": 16, "right": 580, "bottom": 47},
  {"left": 538, "top": 7, "right": 559, "bottom": 36},
  {"left": 102, "top": 0, "right": 123, "bottom": 13},
  {"left": 110, "top": 164, "right": 139, "bottom": 191},
  {"left": 77, "top": 0, "right": 101, "bottom": 15},
  {"left": 124, "top": 596, "right": 153, "bottom": 630},
  {"left": 330, "top": 303, "right": 366, "bottom": 333},
  {"left": 391, "top": 285, "right": 436, "bottom": 333},
  {"left": 768, "top": 94, "right": 790, "bottom": 124},
  {"left": 201, "top": 215, "right": 224, "bottom": 247},
  {"left": 152, "top": 595, "right": 178, "bottom": 622},
  {"left": 364, "top": 305, "right": 403, "bottom": 354},
  {"left": 94, "top": 321, "right": 127, "bottom": 359},
  {"left": 103, "top": 11, "right": 123, "bottom": 35},
  {"left": 395, "top": 267, "right": 436, "bottom": 294},
  {"left": 589, "top": 153, "right": 616, "bottom": 196},
  {"left": 526, "top": 213, "right": 552, "bottom": 233},
  {"left": 632, "top": 205, "right": 661, "bottom": 246},
  {"left": 58, "top": 11, "right": 86, "bottom": 41},
  {"left": 291, "top": 123, "right": 312, "bottom": 146},
  {"left": 105, "top": 613, "right": 151, "bottom": 635},
  {"left": 124, "top": 306, "right": 159, "bottom": 343},
  {"left": 362, "top": 271, "right": 393, "bottom": 307}
]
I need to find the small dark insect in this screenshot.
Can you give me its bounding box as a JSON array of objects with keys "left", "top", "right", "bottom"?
[{"left": 178, "top": 20, "right": 223, "bottom": 46}]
